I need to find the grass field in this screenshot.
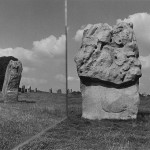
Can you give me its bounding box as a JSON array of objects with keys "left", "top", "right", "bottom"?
[
  {"left": 15, "top": 94, "right": 150, "bottom": 150},
  {"left": 0, "top": 92, "right": 66, "bottom": 150}
]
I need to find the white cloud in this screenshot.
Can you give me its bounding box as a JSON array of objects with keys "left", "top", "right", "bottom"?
[
  {"left": 74, "top": 29, "right": 84, "bottom": 42},
  {"left": 0, "top": 35, "right": 66, "bottom": 63},
  {"left": 33, "top": 35, "right": 66, "bottom": 57},
  {"left": 55, "top": 74, "right": 79, "bottom": 82},
  {"left": 68, "top": 76, "right": 79, "bottom": 81},
  {"left": 0, "top": 47, "right": 35, "bottom": 62},
  {"left": 74, "top": 24, "right": 92, "bottom": 42},
  {"left": 139, "top": 55, "right": 150, "bottom": 69}
]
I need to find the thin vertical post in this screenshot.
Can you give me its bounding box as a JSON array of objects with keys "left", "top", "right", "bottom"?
[{"left": 65, "top": 0, "right": 68, "bottom": 117}]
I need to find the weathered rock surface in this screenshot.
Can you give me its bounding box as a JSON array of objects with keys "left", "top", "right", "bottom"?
[
  {"left": 2, "top": 60, "right": 23, "bottom": 102},
  {"left": 75, "top": 22, "right": 141, "bottom": 85},
  {"left": 0, "top": 56, "right": 18, "bottom": 91},
  {"left": 75, "top": 22, "right": 142, "bottom": 120}
]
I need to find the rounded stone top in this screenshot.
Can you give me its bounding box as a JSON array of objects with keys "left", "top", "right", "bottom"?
[{"left": 74, "top": 22, "right": 142, "bottom": 85}]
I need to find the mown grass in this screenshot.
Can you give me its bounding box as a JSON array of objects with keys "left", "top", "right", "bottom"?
[
  {"left": 0, "top": 92, "right": 66, "bottom": 150},
  {"left": 17, "top": 94, "right": 150, "bottom": 150}
]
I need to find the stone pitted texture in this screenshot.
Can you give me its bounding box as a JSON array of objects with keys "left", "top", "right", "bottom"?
[
  {"left": 74, "top": 22, "right": 142, "bottom": 120},
  {"left": 75, "top": 22, "right": 141, "bottom": 85},
  {"left": 2, "top": 60, "right": 23, "bottom": 102},
  {"left": 0, "top": 56, "right": 18, "bottom": 91}
]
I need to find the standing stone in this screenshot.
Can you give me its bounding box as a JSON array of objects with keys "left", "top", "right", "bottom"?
[
  {"left": 49, "top": 88, "right": 52, "bottom": 93},
  {"left": 2, "top": 60, "right": 23, "bottom": 102},
  {"left": 0, "top": 56, "right": 18, "bottom": 91},
  {"left": 27, "top": 86, "right": 31, "bottom": 93},
  {"left": 74, "top": 22, "right": 142, "bottom": 120},
  {"left": 21, "top": 85, "right": 25, "bottom": 93},
  {"left": 67, "top": 89, "right": 70, "bottom": 94},
  {"left": 34, "top": 88, "right": 37, "bottom": 92},
  {"left": 18, "top": 87, "right": 21, "bottom": 92},
  {"left": 57, "top": 89, "right": 62, "bottom": 94}
]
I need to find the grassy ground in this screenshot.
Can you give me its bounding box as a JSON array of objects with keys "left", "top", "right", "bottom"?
[
  {"left": 16, "top": 94, "right": 150, "bottom": 150},
  {"left": 0, "top": 92, "right": 66, "bottom": 150}
]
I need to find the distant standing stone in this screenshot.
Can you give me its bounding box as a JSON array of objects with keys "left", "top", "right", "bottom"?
[
  {"left": 49, "top": 88, "right": 52, "bottom": 93},
  {"left": 2, "top": 60, "right": 23, "bottom": 102},
  {"left": 34, "top": 88, "right": 37, "bottom": 92},
  {"left": 57, "top": 89, "right": 62, "bottom": 94},
  {"left": 27, "top": 86, "right": 31, "bottom": 93},
  {"left": 21, "top": 85, "right": 25, "bottom": 93}
]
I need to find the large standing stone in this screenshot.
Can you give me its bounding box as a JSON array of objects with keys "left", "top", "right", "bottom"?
[
  {"left": 74, "top": 22, "right": 142, "bottom": 120},
  {"left": 2, "top": 60, "right": 23, "bottom": 102}
]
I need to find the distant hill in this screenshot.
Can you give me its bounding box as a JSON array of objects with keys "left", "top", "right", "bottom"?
[{"left": 0, "top": 56, "right": 18, "bottom": 91}]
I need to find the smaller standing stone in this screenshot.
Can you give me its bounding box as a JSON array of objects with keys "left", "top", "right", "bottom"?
[
  {"left": 34, "top": 88, "right": 37, "bottom": 92},
  {"left": 57, "top": 89, "right": 62, "bottom": 94},
  {"left": 67, "top": 89, "right": 70, "bottom": 94},
  {"left": 21, "top": 85, "right": 25, "bottom": 93},
  {"left": 49, "top": 88, "right": 52, "bottom": 93},
  {"left": 2, "top": 60, "right": 22, "bottom": 102},
  {"left": 27, "top": 86, "right": 31, "bottom": 93},
  {"left": 18, "top": 87, "right": 21, "bottom": 92}
]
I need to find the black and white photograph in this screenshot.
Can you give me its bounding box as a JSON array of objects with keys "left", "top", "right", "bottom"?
[{"left": 0, "top": 0, "right": 150, "bottom": 149}]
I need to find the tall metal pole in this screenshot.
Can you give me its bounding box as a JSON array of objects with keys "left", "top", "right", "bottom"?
[{"left": 65, "top": 0, "right": 68, "bottom": 117}]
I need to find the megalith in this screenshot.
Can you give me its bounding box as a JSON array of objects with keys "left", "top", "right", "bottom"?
[
  {"left": 21, "top": 85, "right": 25, "bottom": 93},
  {"left": 34, "top": 88, "right": 37, "bottom": 92},
  {"left": 27, "top": 86, "right": 31, "bottom": 93},
  {"left": 0, "top": 56, "right": 18, "bottom": 91},
  {"left": 49, "top": 88, "right": 52, "bottom": 93},
  {"left": 57, "top": 89, "right": 62, "bottom": 94},
  {"left": 2, "top": 60, "right": 23, "bottom": 102},
  {"left": 74, "top": 22, "right": 142, "bottom": 120}
]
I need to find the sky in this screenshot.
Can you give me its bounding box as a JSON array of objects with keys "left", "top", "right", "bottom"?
[{"left": 0, "top": 0, "right": 150, "bottom": 93}]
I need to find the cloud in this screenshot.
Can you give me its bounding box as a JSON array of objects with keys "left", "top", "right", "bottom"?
[
  {"left": 74, "top": 24, "right": 92, "bottom": 42},
  {"left": 33, "top": 35, "right": 66, "bottom": 57},
  {"left": 0, "top": 47, "right": 36, "bottom": 62},
  {"left": 68, "top": 76, "right": 79, "bottom": 81},
  {"left": 74, "top": 29, "right": 84, "bottom": 42},
  {"left": 0, "top": 34, "right": 66, "bottom": 63},
  {"left": 55, "top": 74, "right": 79, "bottom": 83},
  {"left": 139, "top": 55, "right": 150, "bottom": 69}
]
